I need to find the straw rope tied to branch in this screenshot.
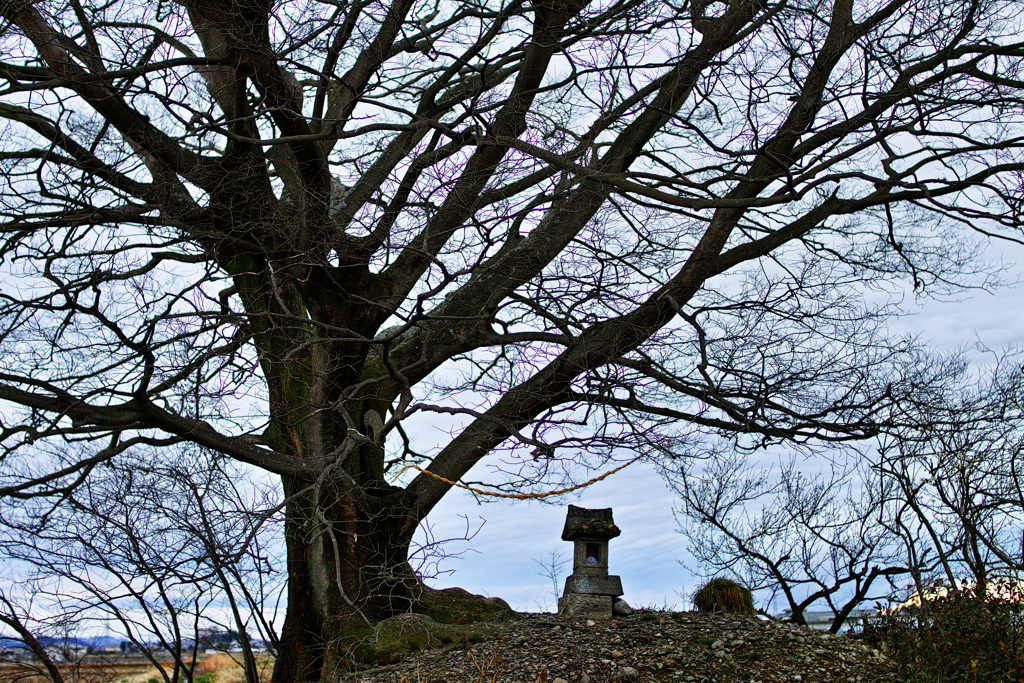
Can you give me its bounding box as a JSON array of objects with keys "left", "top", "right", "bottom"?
[{"left": 393, "top": 453, "right": 649, "bottom": 500}]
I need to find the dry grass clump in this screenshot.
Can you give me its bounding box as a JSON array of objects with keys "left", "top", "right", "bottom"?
[{"left": 691, "top": 578, "right": 756, "bottom": 615}]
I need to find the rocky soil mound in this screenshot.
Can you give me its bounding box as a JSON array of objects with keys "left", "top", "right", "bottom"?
[{"left": 347, "top": 611, "right": 899, "bottom": 683}]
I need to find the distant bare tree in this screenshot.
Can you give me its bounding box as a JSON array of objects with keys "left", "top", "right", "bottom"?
[
  {"left": 533, "top": 550, "right": 569, "bottom": 612},
  {"left": 878, "top": 351, "right": 1024, "bottom": 595}
]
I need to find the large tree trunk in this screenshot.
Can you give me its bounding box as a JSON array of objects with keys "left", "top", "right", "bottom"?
[
  {"left": 271, "top": 476, "right": 420, "bottom": 682},
  {"left": 269, "top": 460, "right": 514, "bottom": 682}
]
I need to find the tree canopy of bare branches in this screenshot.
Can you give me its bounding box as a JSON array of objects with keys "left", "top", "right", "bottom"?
[{"left": 3, "top": 0, "right": 1024, "bottom": 678}]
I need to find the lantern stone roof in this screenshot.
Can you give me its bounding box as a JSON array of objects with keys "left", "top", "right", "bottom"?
[{"left": 561, "top": 505, "right": 621, "bottom": 541}]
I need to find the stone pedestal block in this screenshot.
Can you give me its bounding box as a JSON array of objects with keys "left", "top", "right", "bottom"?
[{"left": 558, "top": 594, "right": 613, "bottom": 618}]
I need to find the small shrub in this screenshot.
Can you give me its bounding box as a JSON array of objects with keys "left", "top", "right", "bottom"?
[
  {"left": 692, "top": 578, "right": 755, "bottom": 616},
  {"left": 866, "top": 580, "right": 1024, "bottom": 682}
]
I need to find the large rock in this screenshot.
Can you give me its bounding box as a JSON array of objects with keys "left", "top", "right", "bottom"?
[
  {"left": 616, "top": 666, "right": 640, "bottom": 681},
  {"left": 344, "top": 586, "right": 515, "bottom": 664},
  {"left": 359, "top": 612, "right": 511, "bottom": 664},
  {"left": 418, "top": 585, "right": 516, "bottom": 624},
  {"left": 612, "top": 598, "right": 633, "bottom": 616}
]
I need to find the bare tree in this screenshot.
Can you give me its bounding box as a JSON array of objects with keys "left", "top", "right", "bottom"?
[
  {"left": 672, "top": 351, "right": 1024, "bottom": 630},
  {"left": 877, "top": 350, "right": 1024, "bottom": 594},
  {"left": 671, "top": 445, "right": 924, "bottom": 632},
  {"left": 0, "top": 448, "right": 283, "bottom": 683},
  {"left": 3, "top": 0, "right": 1024, "bottom": 678}
]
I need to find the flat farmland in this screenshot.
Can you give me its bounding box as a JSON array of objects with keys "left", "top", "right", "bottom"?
[{"left": 0, "top": 654, "right": 274, "bottom": 683}]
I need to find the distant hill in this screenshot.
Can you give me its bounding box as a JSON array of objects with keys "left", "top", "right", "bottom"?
[
  {"left": 0, "top": 634, "right": 125, "bottom": 649},
  {"left": 0, "top": 636, "right": 25, "bottom": 649}
]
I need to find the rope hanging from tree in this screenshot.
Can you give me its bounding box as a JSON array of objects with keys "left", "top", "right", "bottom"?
[{"left": 393, "top": 451, "right": 650, "bottom": 499}]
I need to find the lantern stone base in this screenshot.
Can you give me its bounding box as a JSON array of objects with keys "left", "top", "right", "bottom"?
[{"left": 558, "top": 594, "right": 613, "bottom": 618}]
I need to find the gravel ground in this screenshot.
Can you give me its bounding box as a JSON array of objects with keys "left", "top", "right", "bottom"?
[{"left": 349, "top": 612, "right": 900, "bottom": 683}]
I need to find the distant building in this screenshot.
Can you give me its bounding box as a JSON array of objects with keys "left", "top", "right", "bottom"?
[
  {"left": 42, "top": 646, "right": 65, "bottom": 662},
  {"left": 887, "top": 578, "right": 1024, "bottom": 613},
  {"left": 0, "top": 642, "right": 32, "bottom": 662},
  {"left": 781, "top": 608, "right": 877, "bottom": 630}
]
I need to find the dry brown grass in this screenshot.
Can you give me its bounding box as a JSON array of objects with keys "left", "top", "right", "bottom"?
[
  {"left": 201, "top": 653, "right": 275, "bottom": 683},
  {"left": 0, "top": 660, "right": 152, "bottom": 683},
  {"left": 196, "top": 653, "right": 238, "bottom": 676}
]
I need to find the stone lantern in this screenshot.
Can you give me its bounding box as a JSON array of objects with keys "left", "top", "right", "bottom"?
[{"left": 557, "top": 505, "right": 623, "bottom": 618}]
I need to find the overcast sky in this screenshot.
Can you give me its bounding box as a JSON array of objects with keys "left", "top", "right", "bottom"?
[{"left": 417, "top": 237, "right": 1024, "bottom": 614}]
